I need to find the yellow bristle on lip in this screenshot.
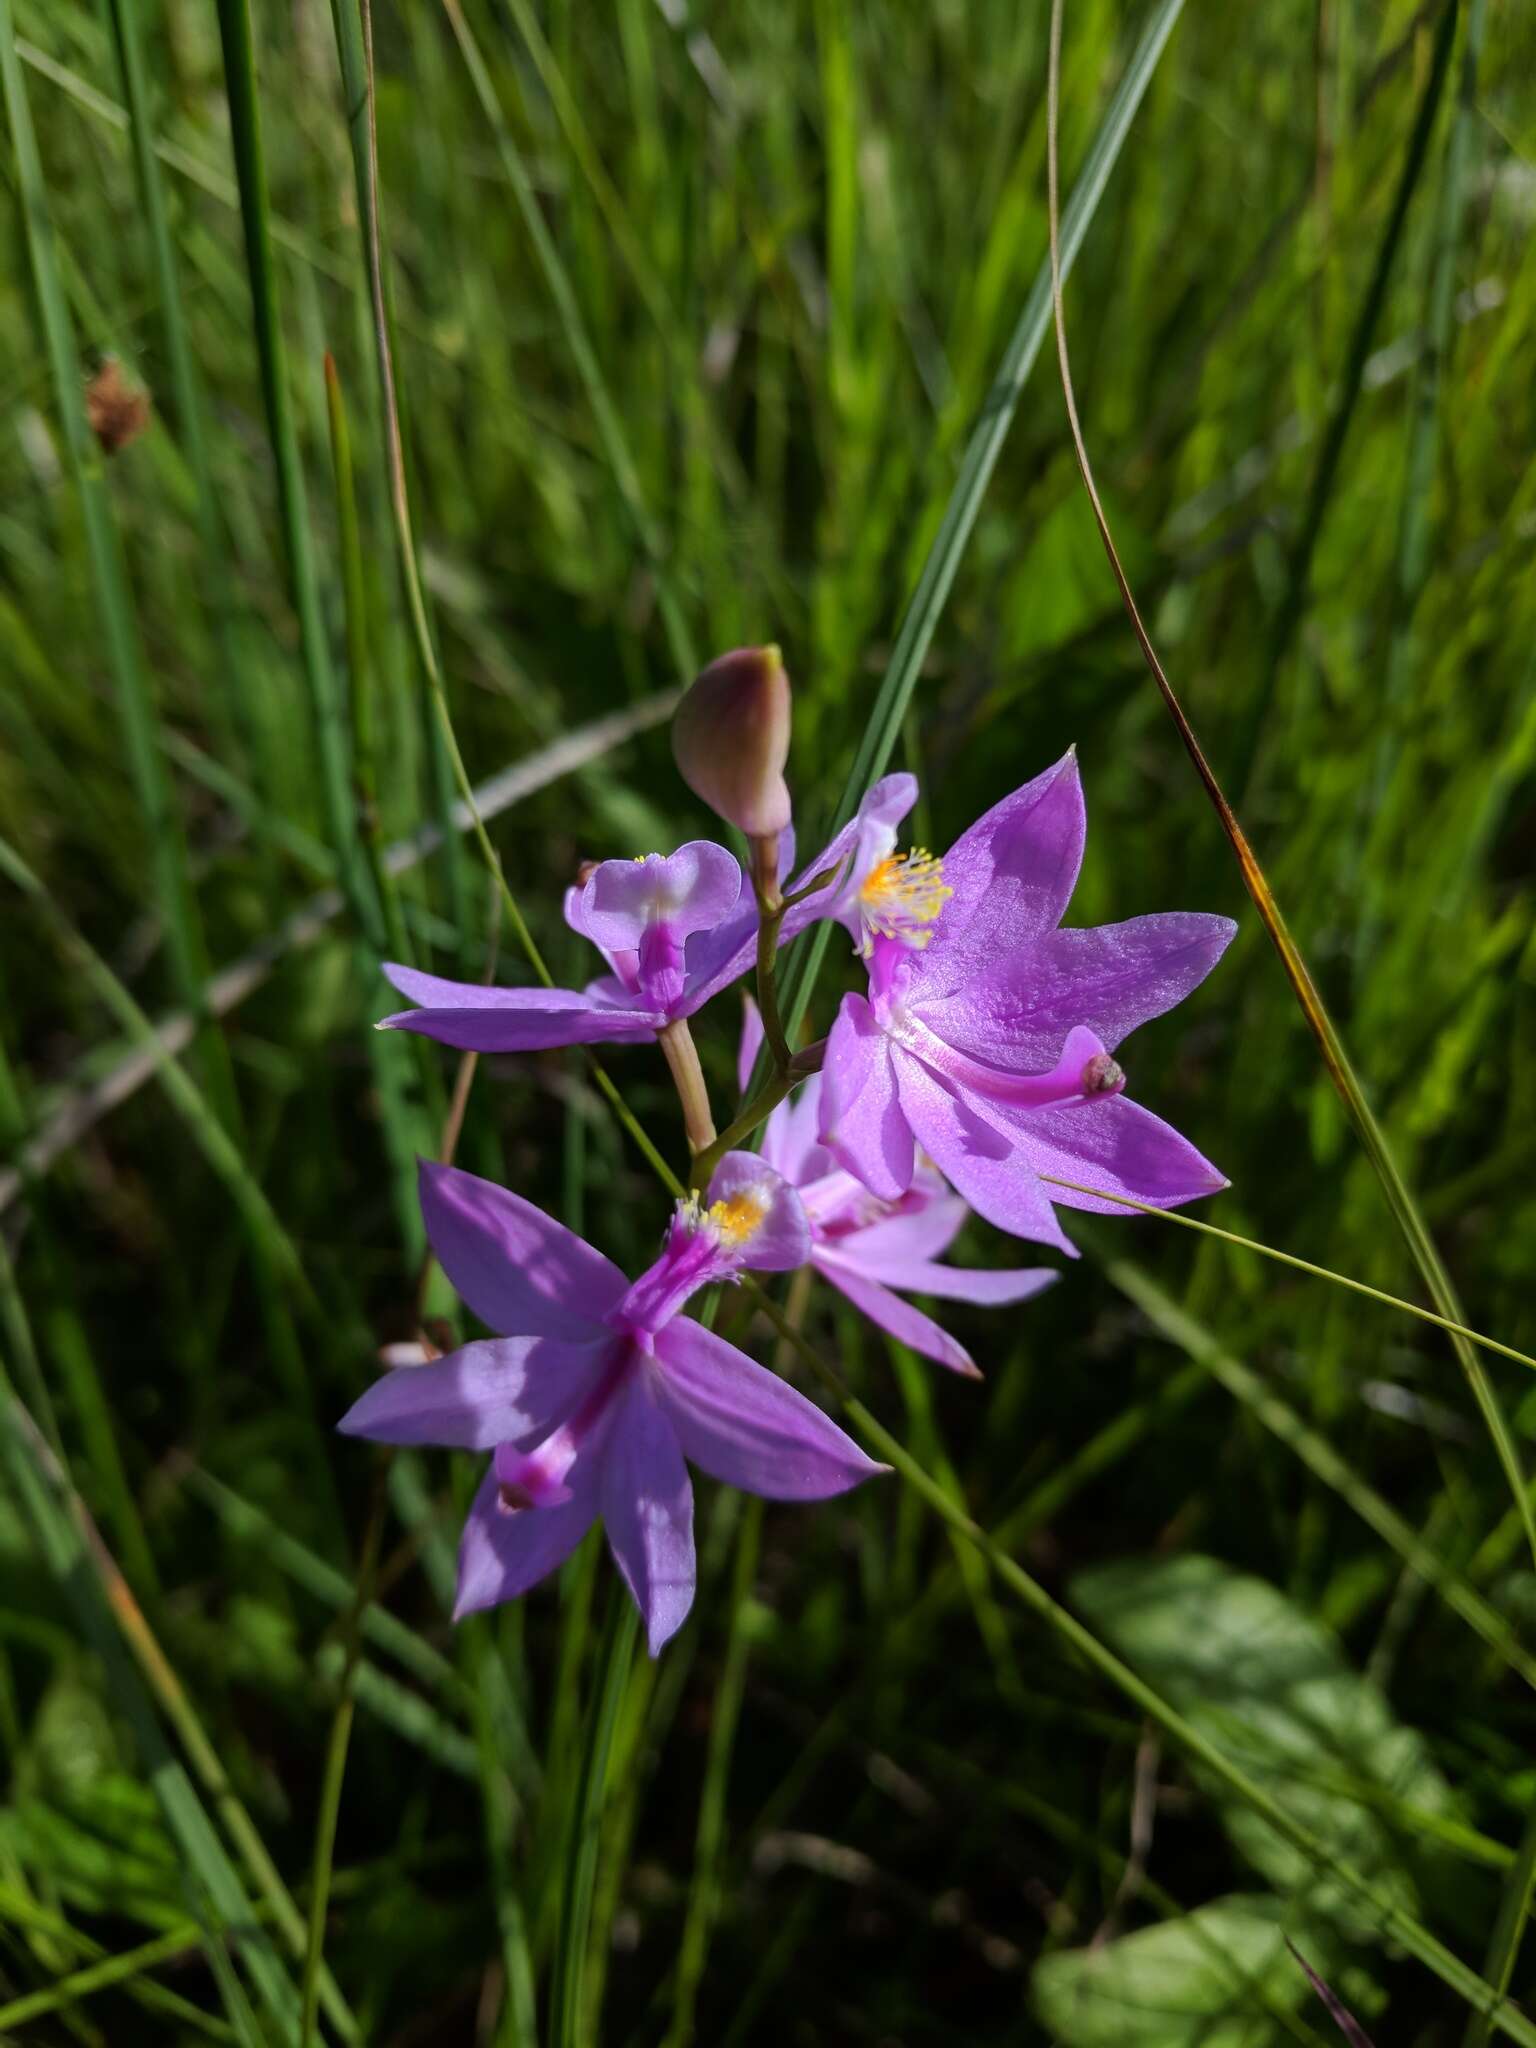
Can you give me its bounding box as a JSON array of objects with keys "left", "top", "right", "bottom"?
[
  {"left": 705, "top": 1189, "right": 768, "bottom": 1247},
  {"left": 857, "top": 848, "right": 952, "bottom": 948}
]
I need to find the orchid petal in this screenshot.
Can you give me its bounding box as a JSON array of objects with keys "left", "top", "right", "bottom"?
[
  {"left": 832, "top": 1254, "right": 1057, "bottom": 1306},
  {"left": 813, "top": 1251, "right": 982, "bottom": 1375},
  {"left": 454, "top": 1463, "right": 601, "bottom": 1620},
  {"left": 921, "top": 751, "right": 1085, "bottom": 975},
  {"left": 990, "top": 1092, "right": 1228, "bottom": 1213},
  {"left": 419, "top": 1159, "right": 627, "bottom": 1338},
  {"left": 737, "top": 997, "right": 766, "bottom": 1097},
  {"left": 654, "top": 1318, "right": 885, "bottom": 1498},
  {"left": 601, "top": 1378, "right": 695, "bottom": 1655},
  {"left": 894, "top": 1052, "right": 1078, "bottom": 1255},
  {"left": 704, "top": 1152, "right": 812, "bottom": 1271},
  {"left": 337, "top": 1333, "right": 614, "bottom": 1450},
  {"left": 573, "top": 842, "right": 742, "bottom": 954},
  {"left": 920, "top": 912, "right": 1237, "bottom": 1068},
  {"left": 818, "top": 994, "right": 915, "bottom": 1202},
  {"left": 381, "top": 966, "right": 656, "bottom": 1051},
  {"left": 832, "top": 1191, "right": 969, "bottom": 1265},
  {"left": 779, "top": 773, "right": 919, "bottom": 946}
]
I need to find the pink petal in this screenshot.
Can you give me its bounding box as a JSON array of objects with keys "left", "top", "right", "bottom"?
[
  {"left": 991, "top": 1092, "right": 1228, "bottom": 1213},
  {"left": 653, "top": 1319, "right": 886, "bottom": 1498},
  {"left": 419, "top": 1160, "right": 627, "bottom": 1339},
  {"left": 818, "top": 995, "right": 915, "bottom": 1201},
  {"left": 573, "top": 841, "right": 743, "bottom": 954},
  {"left": 813, "top": 1252, "right": 981, "bottom": 1376},
  {"left": 919, "top": 912, "right": 1236, "bottom": 1069},
  {"left": 836, "top": 1192, "right": 968, "bottom": 1265},
  {"left": 921, "top": 751, "right": 1085, "bottom": 975},
  {"left": 600, "top": 1378, "right": 695, "bottom": 1655},
  {"left": 381, "top": 971, "right": 656, "bottom": 1051},
  {"left": 454, "top": 1463, "right": 601, "bottom": 1620},
  {"left": 779, "top": 774, "right": 919, "bottom": 946},
  {"left": 834, "top": 1254, "right": 1057, "bottom": 1306},
  {"left": 337, "top": 1333, "right": 615, "bottom": 1449},
  {"left": 704, "top": 1152, "right": 812, "bottom": 1271},
  {"left": 736, "top": 997, "right": 766, "bottom": 1096},
  {"left": 894, "top": 1052, "right": 1078, "bottom": 1255}
]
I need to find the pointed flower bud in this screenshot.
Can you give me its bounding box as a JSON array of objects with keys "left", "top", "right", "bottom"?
[{"left": 672, "top": 644, "right": 792, "bottom": 839}]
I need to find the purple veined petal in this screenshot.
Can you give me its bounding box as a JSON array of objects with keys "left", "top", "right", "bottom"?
[
  {"left": 653, "top": 1318, "right": 887, "bottom": 1498},
  {"left": 574, "top": 842, "right": 743, "bottom": 955},
  {"left": 990, "top": 1091, "right": 1228, "bottom": 1214},
  {"left": 760, "top": 1076, "right": 833, "bottom": 1187},
  {"left": 818, "top": 994, "right": 915, "bottom": 1202},
  {"left": 778, "top": 773, "right": 920, "bottom": 948},
  {"left": 600, "top": 1376, "right": 696, "bottom": 1655},
  {"left": 832, "top": 1191, "right": 969, "bottom": 1265},
  {"left": 737, "top": 996, "right": 766, "bottom": 1097},
  {"left": 454, "top": 1459, "right": 602, "bottom": 1621},
  {"left": 704, "top": 1152, "right": 812, "bottom": 1272},
  {"left": 565, "top": 880, "right": 643, "bottom": 991},
  {"left": 918, "top": 751, "right": 1086, "bottom": 982},
  {"left": 831, "top": 1253, "right": 1057, "bottom": 1307},
  {"left": 384, "top": 962, "right": 639, "bottom": 1018},
  {"left": 919, "top": 911, "right": 1238, "bottom": 1070},
  {"left": 381, "top": 968, "right": 657, "bottom": 1052},
  {"left": 337, "top": 1332, "right": 616, "bottom": 1450},
  {"left": 812, "top": 1250, "right": 980, "bottom": 1377},
  {"left": 419, "top": 1159, "right": 627, "bottom": 1339},
  {"left": 894, "top": 1050, "right": 1079, "bottom": 1256}
]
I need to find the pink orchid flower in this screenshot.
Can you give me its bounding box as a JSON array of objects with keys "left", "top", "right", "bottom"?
[
  {"left": 339, "top": 1156, "right": 883, "bottom": 1653},
  {"left": 738, "top": 1006, "right": 1056, "bottom": 1376},
  {"left": 379, "top": 840, "right": 765, "bottom": 1053},
  {"left": 813, "top": 752, "right": 1235, "bottom": 1254}
]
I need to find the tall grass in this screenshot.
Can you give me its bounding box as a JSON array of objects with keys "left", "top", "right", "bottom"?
[{"left": 2, "top": 1, "right": 1534, "bottom": 2043}]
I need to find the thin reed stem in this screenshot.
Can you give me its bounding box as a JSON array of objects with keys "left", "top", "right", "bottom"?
[{"left": 1042, "top": 0, "right": 1536, "bottom": 1573}]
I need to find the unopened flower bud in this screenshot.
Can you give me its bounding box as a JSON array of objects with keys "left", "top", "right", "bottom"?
[{"left": 671, "top": 645, "right": 792, "bottom": 840}]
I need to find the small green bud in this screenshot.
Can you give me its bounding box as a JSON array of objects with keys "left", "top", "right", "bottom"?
[{"left": 672, "top": 645, "right": 792, "bottom": 839}]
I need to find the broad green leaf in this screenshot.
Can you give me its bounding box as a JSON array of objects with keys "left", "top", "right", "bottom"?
[
  {"left": 1073, "top": 1554, "right": 1461, "bottom": 1929},
  {"left": 1032, "top": 1894, "right": 1313, "bottom": 2048}
]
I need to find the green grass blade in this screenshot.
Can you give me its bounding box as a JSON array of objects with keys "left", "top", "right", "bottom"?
[
  {"left": 0, "top": 0, "right": 236, "bottom": 1125},
  {"left": 438, "top": 0, "right": 696, "bottom": 679},
  {"left": 213, "top": 0, "right": 384, "bottom": 951},
  {"left": 1100, "top": 1249, "right": 1536, "bottom": 1693},
  {"left": 549, "top": 1590, "right": 640, "bottom": 2048},
  {"left": 779, "top": 0, "right": 1188, "bottom": 1038}
]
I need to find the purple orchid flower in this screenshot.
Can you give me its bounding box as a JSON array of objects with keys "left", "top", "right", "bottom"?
[
  {"left": 739, "top": 1007, "right": 1056, "bottom": 1376},
  {"left": 379, "top": 840, "right": 767, "bottom": 1053},
  {"left": 339, "top": 1155, "right": 883, "bottom": 1653},
  {"left": 812, "top": 752, "right": 1235, "bottom": 1254},
  {"left": 774, "top": 772, "right": 946, "bottom": 957}
]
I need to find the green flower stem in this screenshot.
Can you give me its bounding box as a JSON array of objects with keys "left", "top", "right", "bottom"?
[{"left": 687, "top": 1044, "right": 824, "bottom": 1194}]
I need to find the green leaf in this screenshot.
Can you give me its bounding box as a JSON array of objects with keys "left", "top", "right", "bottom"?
[
  {"left": 1072, "top": 1555, "right": 1461, "bottom": 1930},
  {"left": 1032, "top": 1895, "right": 1314, "bottom": 2048}
]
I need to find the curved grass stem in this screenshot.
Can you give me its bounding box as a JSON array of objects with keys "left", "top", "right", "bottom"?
[{"left": 1042, "top": 0, "right": 1536, "bottom": 1573}]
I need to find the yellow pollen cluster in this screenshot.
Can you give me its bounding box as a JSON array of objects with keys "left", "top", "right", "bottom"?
[
  {"left": 705, "top": 1189, "right": 768, "bottom": 1247},
  {"left": 857, "top": 848, "right": 952, "bottom": 951}
]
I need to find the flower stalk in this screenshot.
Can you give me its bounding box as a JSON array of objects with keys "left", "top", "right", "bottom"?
[{"left": 657, "top": 1018, "right": 716, "bottom": 1155}]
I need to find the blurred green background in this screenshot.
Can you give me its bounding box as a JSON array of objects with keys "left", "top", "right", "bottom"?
[{"left": 2, "top": 0, "right": 1535, "bottom": 2040}]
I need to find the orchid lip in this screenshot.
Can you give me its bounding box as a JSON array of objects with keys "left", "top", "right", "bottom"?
[{"left": 891, "top": 1011, "right": 1123, "bottom": 1112}]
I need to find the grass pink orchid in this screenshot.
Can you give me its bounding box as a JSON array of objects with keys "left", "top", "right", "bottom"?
[
  {"left": 379, "top": 841, "right": 763, "bottom": 1053},
  {"left": 740, "top": 1008, "right": 1056, "bottom": 1376},
  {"left": 339, "top": 1157, "right": 882, "bottom": 1653},
  {"left": 814, "top": 753, "right": 1235, "bottom": 1254}
]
